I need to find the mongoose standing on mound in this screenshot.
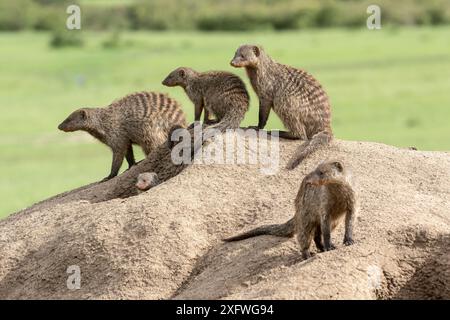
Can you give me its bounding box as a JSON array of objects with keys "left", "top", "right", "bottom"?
[
  {"left": 162, "top": 67, "right": 249, "bottom": 133},
  {"left": 230, "top": 45, "right": 333, "bottom": 169},
  {"left": 224, "top": 161, "right": 357, "bottom": 260},
  {"left": 58, "top": 91, "right": 187, "bottom": 181}
]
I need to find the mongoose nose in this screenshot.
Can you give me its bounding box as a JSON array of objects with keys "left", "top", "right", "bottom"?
[{"left": 162, "top": 79, "right": 169, "bottom": 86}]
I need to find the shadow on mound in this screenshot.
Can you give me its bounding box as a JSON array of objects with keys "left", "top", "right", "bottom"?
[
  {"left": 393, "top": 235, "right": 450, "bottom": 299},
  {"left": 0, "top": 229, "right": 124, "bottom": 299}
]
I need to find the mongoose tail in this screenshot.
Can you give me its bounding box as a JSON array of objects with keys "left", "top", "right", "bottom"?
[
  {"left": 223, "top": 218, "right": 295, "bottom": 242},
  {"left": 286, "top": 131, "right": 332, "bottom": 170}
]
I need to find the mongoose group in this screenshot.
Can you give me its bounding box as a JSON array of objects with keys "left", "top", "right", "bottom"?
[{"left": 58, "top": 44, "right": 356, "bottom": 260}]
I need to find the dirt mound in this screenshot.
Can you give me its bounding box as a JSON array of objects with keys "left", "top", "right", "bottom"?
[{"left": 0, "top": 133, "right": 449, "bottom": 299}]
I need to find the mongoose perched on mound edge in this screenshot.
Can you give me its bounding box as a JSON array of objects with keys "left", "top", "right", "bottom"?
[
  {"left": 135, "top": 172, "right": 160, "bottom": 193},
  {"left": 224, "top": 161, "right": 357, "bottom": 260},
  {"left": 58, "top": 91, "right": 187, "bottom": 181},
  {"left": 162, "top": 67, "right": 249, "bottom": 133},
  {"left": 230, "top": 45, "right": 333, "bottom": 169}
]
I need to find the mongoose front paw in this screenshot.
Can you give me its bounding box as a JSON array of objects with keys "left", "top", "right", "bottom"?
[
  {"left": 324, "top": 243, "right": 336, "bottom": 251},
  {"left": 100, "top": 176, "right": 113, "bottom": 182},
  {"left": 301, "top": 251, "right": 312, "bottom": 260},
  {"left": 343, "top": 238, "right": 354, "bottom": 246}
]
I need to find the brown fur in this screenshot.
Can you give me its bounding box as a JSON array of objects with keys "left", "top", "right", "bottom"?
[
  {"left": 135, "top": 172, "right": 160, "bottom": 193},
  {"left": 162, "top": 67, "right": 249, "bottom": 133},
  {"left": 230, "top": 45, "right": 333, "bottom": 169},
  {"left": 224, "top": 161, "right": 357, "bottom": 260},
  {"left": 58, "top": 91, "right": 187, "bottom": 181}
]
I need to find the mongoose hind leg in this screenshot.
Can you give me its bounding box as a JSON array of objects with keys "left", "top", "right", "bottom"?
[
  {"left": 205, "top": 119, "right": 219, "bottom": 126},
  {"left": 313, "top": 226, "right": 324, "bottom": 252},
  {"left": 321, "top": 215, "right": 336, "bottom": 251},
  {"left": 203, "top": 109, "right": 219, "bottom": 125},
  {"left": 343, "top": 207, "right": 356, "bottom": 246},
  {"left": 298, "top": 221, "right": 315, "bottom": 260},
  {"left": 271, "top": 130, "right": 303, "bottom": 140}
]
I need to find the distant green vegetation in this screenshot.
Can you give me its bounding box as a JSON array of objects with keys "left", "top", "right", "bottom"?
[
  {"left": 1, "top": 0, "right": 450, "bottom": 32},
  {"left": 1, "top": 27, "right": 450, "bottom": 218}
]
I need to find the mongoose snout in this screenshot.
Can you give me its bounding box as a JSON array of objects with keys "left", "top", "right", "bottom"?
[
  {"left": 136, "top": 172, "right": 160, "bottom": 192},
  {"left": 162, "top": 67, "right": 190, "bottom": 87},
  {"left": 58, "top": 109, "right": 88, "bottom": 132},
  {"left": 230, "top": 45, "right": 259, "bottom": 67}
]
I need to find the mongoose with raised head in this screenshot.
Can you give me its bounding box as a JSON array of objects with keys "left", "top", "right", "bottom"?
[
  {"left": 230, "top": 45, "right": 333, "bottom": 169},
  {"left": 162, "top": 67, "right": 249, "bottom": 133},
  {"left": 224, "top": 160, "right": 357, "bottom": 260},
  {"left": 58, "top": 91, "right": 187, "bottom": 181},
  {"left": 135, "top": 172, "right": 160, "bottom": 193}
]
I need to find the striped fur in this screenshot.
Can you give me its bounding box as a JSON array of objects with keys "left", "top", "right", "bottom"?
[
  {"left": 231, "top": 45, "right": 333, "bottom": 169},
  {"left": 224, "top": 161, "right": 357, "bottom": 260},
  {"left": 58, "top": 91, "right": 187, "bottom": 181},
  {"left": 163, "top": 67, "right": 249, "bottom": 132}
]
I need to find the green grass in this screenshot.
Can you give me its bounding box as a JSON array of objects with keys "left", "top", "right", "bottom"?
[{"left": 1, "top": 27, "right": 449, "bottom": 218}]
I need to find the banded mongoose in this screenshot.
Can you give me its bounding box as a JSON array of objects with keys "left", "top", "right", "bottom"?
[
  {"left": 230, "top": 45, "right": 333, "bottom": 169},
  {"left": 58, "top": 91, "right": 187, "bottom": 181},
  {"left": 162, "top": 67, "right": 250, "bottom": 134},
  {"left": 135, "top": 172, "right": 160, "bottom": 193},
  {"left": 223, "top": 161, "right": 357, "bottom": 260}
]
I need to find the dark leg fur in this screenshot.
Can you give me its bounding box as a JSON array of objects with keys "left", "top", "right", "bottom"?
[
  {"left": 298, "top": 221, "right": 315, "bottom": 260},
  {"left": 103, "top": 148, "right": 126, "bottom": 181},
  {"left": 126, "top": 144, "right": 135, "bottom": 168},
  {"left": 195, "top": 102, "right": 204, "bottom": 122},
  {"left": 343, "top": 208, "right": 356, "bottom": 246},
  {"left": 257, "top": 101, "right": 271, "bottom": 129},
  {"left": 271, "top": 130, "right": 303, "bottom": 140},
  {"left": 314, "top": 227, "right": 324, "bottom": 252},
  {"left": 321, "top": 215, "right": 336, "bottom": 251}
]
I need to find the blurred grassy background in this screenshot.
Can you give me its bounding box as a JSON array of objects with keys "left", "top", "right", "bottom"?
[{"left": 0, "top": 0, "right": 449, "bottom": 218}]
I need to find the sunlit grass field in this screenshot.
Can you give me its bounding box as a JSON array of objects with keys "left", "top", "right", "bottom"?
[{"left": 1, "top": 27, "right": 449, "bottom": 217}]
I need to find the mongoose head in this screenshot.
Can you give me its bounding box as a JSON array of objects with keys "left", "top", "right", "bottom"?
[
  {"left": 58, "top": 108, "right": 92, "bottom": 132},
  {"left": 230, "top": 45, "right": 262, "bottom": 68},
  {"left": 135, "top": 172, "right": 160, "bottom": 192},
  {"left": 304, "top": 161, "right": 346, "bottom": 186},
  {"left": 162, "top": 67, "right": 196, "bottom": 87}
]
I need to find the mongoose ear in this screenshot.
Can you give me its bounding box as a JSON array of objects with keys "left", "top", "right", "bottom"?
[
  {"left": 333, "top": 161, "right": 343, "bottom": 172},
  {"left": 179, "top": 69, "right": 186, "bottom": 78},
  {"left": 253, "top": 46, "right": 260, "bottom": 57},
  {"left": 79, "top": 110, "right": 88, "bottom": 120}
]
